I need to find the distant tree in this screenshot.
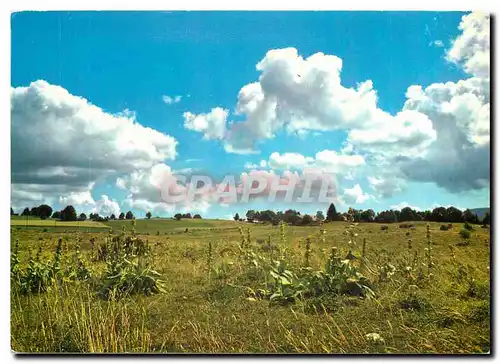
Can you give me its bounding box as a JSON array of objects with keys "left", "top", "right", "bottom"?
[
  {"left": 326, "top": 203, "right": 339, "bottom": 222},
  {"left": 260, "top": 210, "right": 278, "bottom": 224},
  {"left": 375, "top": 210, "right": 397, "bottom": 223},
  {"left": 174, "top": 213, "right": 182, "bottom": 221},
  {"left": 421, "top": 210, "right": 432, "bottom": 221},
  {"left": 399, "top": 207, "right": 416, "bottom": 222},
  {"left": 79, "top": 213, "right": 87, "bottom": 221},
  {"left": 446, "top": 206, "right": 463, "bottom": 222},
  {"left": 182, "top": 213, "right": 192, "bottom": 219},
  {"left": 125, "top": 211, "right": 134, "bottom": 220},
  {"left": 483, "top": 211, "right": 490, "bottom": 225},
  {"left": 348, "top": 208, "right": 363, "bottom": 222},
  {"left": 37, "top": 204, "right": 53, "bottom": 220},
  {"left": 462, "top": 209, "right": 480, "bottom": 224},
  {"left": 10, "top": 207, "right": 14, "bottom": 216},
  {"left": 21, "top": 207, "right": 30, "bottom": 216},
  {"left": 119, "top": 212, "right": 125, "bottom": 220},
  {"left": 146, "top": 212, "right": 152, "bottom": 219},
  {"left": 61, "top": 205, "right": 77, "bottom": 221},
  {"left": 234, "top": 213, "right": 240, "bottom": 221},
  {"left": 52, "top": 211, "right": 61, "bottom": 219},
  {"left": 360, "top": 209, "right": 375, "bottom": 222},
  {"left": 193, "top": 214, "right": 202, "bottom": 219},
  {"left": 31, "top": 206, "right": 40, "bottom": 217},
  {"left": 246, "top": 210, "right": 257, "bottom": 222},
  {"left": 431, "top": 207, "right": 447, "bottom": 223},
  {"left": 315, "top": 211, "right": 325, "bottom": 221},
  {"left": 110, "top": 214, "right": 116, "bottom": 220},
  {"left": 283, "top": 209, "right": 302, "bottom": 225},
  {"left": 301, "top": 214, "right": 313, "bottom": 225}
]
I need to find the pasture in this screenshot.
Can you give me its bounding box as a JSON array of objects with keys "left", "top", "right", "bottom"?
[{"left": 10, "top": 219, "right": 490, "bottom": 353}]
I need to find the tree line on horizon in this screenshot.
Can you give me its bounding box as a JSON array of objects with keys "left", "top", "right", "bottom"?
[
  {"left": 11, "top": 204, "right": 205, "bottom": 222},
  {"left": 236, "top": 203, "right": 490, "bottom": 226},
  {"left": 11, "top": 202, "right": 489, "bottom": 226},
  {"left": 12, "top": 205, "right": 136, "bottom": 222}
]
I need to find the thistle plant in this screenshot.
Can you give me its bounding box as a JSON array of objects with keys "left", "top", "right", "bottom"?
[
  {"left": 73, "top": 242, "right": 91, "bottom": 281},
  {"left": 425, "top": 223, "right": 434, "bottom": 276},
  {"left": 278, "top": 221, "right": 288, "bottom": 260},
  {"left": 207, "top": 240, "right": 213, "bottom": 283},
  {"left": 344, "top": 209, "right": 358, "bottom": 260},
  {"left": 319, "top": 228, "right": 326, "bottom": 245},
  {"left": 304, "top": 237, "right": 312, "bottom": 267},
  {"left": 131, "top": 218, "right": 137, "bottom": 237},
  {"left": 11, "top": 239, "right": 21, "bottom": 280},
  {"left": 361, "top": 238, "right": 367, "bottom": 269},
  {"left": 238, "top": 226, "right": 246, "bottom": 250},
  {"left": 52, "top": 238, "right": 63, "bottom": 277},
  {"left": 280, "top": 221, "right": 286, "bottom": 246},
  {"left": 246, "top": 228, "right": 252, "bottom": 248},
  {"left": 98, "top": 229, "right": 164, "bottom": 299}
]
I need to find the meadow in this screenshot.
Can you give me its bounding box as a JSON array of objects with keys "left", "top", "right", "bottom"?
[{"left": 10, "top": 218, "right": 490, "bottom": 354}]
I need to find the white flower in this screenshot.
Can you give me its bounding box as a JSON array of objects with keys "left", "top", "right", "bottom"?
[{"left": 365, "top": 333, "right": 385, "bottom": 344}]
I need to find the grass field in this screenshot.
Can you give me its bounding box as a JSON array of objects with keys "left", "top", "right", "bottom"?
[
  {"left": 103, "top": 218, "right": 232, "bottom": 234},
  {"left": 11, "top": 218, "right": 108, "bottom": 228},
  {"left": 10, "top": 219, "right": 490, "bottom": 353}
]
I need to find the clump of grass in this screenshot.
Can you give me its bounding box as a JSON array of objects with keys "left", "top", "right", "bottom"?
[
  {"left": 464, "top": 222, "right": 475, "bottom": 231},
  {"left": 460, "top": 229, "right": 471, "bottom": 240}
]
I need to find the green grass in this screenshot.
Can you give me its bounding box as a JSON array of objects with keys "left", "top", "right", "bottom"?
[
  {"left": 103, "top": 218, "right": 230, "bottom": 234},
  {"left": 11, "top": 218, "right": 108, "bottom": 228},
  {"left": 11, "top": 220, "right": 490, "bottom": 353}
]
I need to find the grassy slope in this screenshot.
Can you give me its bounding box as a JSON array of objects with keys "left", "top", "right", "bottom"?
[
  {"left": 11, "top": 218, "right": 108, "bottom": 228},
  {"left": 11, "top": 220, "right": 490, "bottom": 353},
  {"left": 103, "top": 218, "right": 232, "bottom": 234}
]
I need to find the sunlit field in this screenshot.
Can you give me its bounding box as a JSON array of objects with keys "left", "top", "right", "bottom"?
[{"left": 11, "top": 219, "right": 490, "bottom": 353}]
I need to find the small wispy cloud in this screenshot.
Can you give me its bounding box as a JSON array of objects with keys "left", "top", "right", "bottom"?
[
  {"left": 429, "top": 39, "right": 444, "bottom": 48},
  {"left": 173, "top": 167, "right": 196, "bottom": 174},
  {"left": 162, "top": 95, "right": 182, "bottom": 104},
  {"left": 390, "top": 202, "right": 421, "bottom": 211}
]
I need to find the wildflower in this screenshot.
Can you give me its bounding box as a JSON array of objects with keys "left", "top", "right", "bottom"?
[{"left": 365, "top": 333, "right": 385, "bottom": 344}]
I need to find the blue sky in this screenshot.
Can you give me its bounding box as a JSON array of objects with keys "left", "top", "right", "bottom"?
[{"left": 11, "top": 11, "right": 490, "bottom": 218}]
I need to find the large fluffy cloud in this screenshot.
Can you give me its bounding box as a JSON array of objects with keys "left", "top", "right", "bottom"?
[
  {"left": 184, "top": 47, "right": 436, "bottom": 156},
  {"left": 393, "top": 12, "right": 490, "bottom": 192},
  {"left": 182, "top": 12, "right": 489, "bottom": 197},
  {"left": 446, "top": 12, "right": 490, "bottom": 78},
  {"left": 11, "top": 80, "right": 178, "bottom": 209}
]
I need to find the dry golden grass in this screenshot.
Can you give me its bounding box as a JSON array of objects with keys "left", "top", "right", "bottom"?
[{"left": 11, "top": 220, "right": 490, "bottom": 353}]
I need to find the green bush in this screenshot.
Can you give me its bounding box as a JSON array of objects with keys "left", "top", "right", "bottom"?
[
  {"left": 464, "top": 222, "right": 475, "bottom": 231},
  {"left": 460, "top": 229, "right": 471, "bottom": 239}
]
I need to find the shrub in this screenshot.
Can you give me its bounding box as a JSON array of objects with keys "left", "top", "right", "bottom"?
[
  {"left": 440, "top": 225, "right": 450, "bottom": 231},
  {"left": 464, "top": 221, "right": 475, "bottom": 231},
  {"left": 460, "top": 229, "right": 471, "bottom": 240},
  {"left": 399, "top": 223, "right": 413, "bottom": 229},
  {"left": 380, "top": 225, "right": 389, "bottom": 231},
  {"left": 97, "top": 232, "right": 164, "bottom": 299}
]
